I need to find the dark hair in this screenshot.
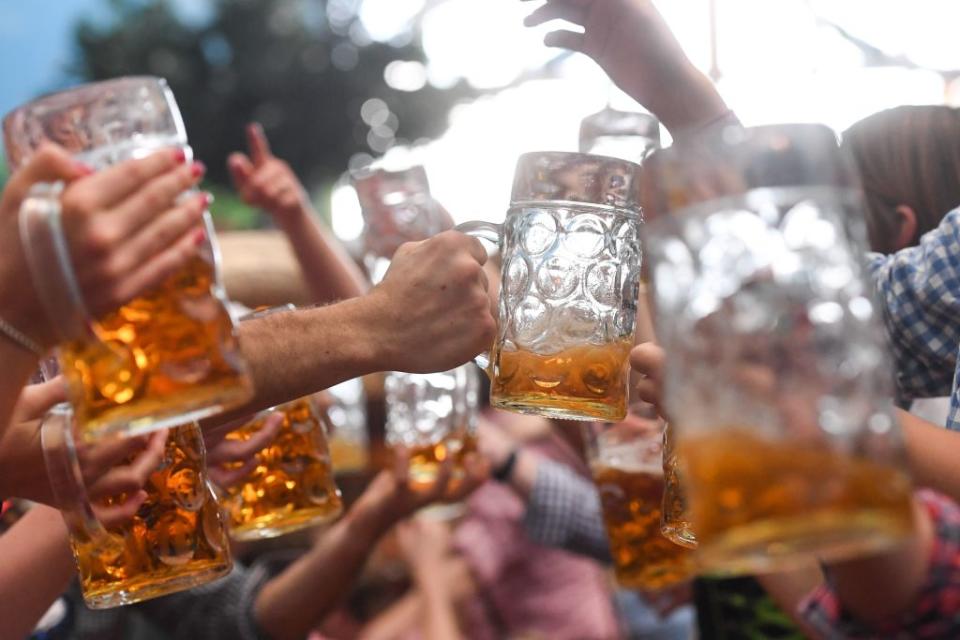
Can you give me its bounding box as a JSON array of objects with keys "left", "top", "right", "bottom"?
[{"left": 842, "top": 105, "right": 960, "bottom": 253}]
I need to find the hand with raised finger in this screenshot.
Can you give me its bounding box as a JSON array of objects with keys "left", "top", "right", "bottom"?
[
  {"left": 366, "top": 231, "right": 496, "bottom": 374},
  {"left": 522, "top": 0, "right": 729, "bottom": 133},
  {"left": 84, "top": 429, "right": 168, "bottom": 527},
  {"left": 205, "top": 412, "right": 284, "bottom": 489},
  {"left": 228, "top": 123, "right": 309, "bottom": 225}
]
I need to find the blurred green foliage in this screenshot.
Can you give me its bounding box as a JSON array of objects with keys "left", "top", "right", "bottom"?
[{"left": 72, "top": 0, "right": 477, "bottom": 229}]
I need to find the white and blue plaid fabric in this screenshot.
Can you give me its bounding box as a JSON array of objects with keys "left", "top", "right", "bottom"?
[{"left": 869, "top": 207, "right": 960, "bottom": 430}]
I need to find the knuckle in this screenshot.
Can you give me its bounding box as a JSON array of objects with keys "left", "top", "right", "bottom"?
[
  {"left": 61, "top": 189, "right": 94, "bottom": 216},
  {"left": 85, "top": 222, "right": 119, "bottom": 254}
]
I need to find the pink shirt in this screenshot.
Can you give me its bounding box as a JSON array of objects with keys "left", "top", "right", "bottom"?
[{"left": 452, "top": 436, "right": 620, "bottom": 640}]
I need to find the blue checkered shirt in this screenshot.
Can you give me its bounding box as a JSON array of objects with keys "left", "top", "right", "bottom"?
[{"left": 869, "top": 207, "right": 960, "bottom": 430}]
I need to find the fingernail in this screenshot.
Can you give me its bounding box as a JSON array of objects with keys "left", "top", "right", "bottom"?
[
  {"left": 172, "top": 148, "right": 187, "bottom": 164},
  {"left": 192, "top": 161, "right": 206, "bottom": 178},
  {"left": 199, "top": 191, "right": 214, "bottom": 207},
  {"left": 73, "top": 161, "right": 95, "bottom": 176},
  {"left": 193, "top": 227, "right": 207, "bottom": 245}
]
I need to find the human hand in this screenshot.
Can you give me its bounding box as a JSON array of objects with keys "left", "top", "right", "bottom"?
[
  {"left": 396, "top": 517, "right": 454, "bottom": 575},
  {"left": 228, "top": 123, "right": 309, "bottom": 225},
  {"left": 80, "top": 429, "right": 168, "bottom": 527},
  {"left": 365, "top": 231, "right": 496, "bottom": 373},
  {"left": 351, "top": 449, "right": 489, "bottom": 536},
  {"left": 204, "top": 412, "right": 284, "bottom": 489},
  {"left": 0, "top": 378, "right": 166, "bottom": 523},
  {"left": 630, "top": 342, "right": 666, "bottom": 417},
  {"left": 523, "top": 0, "right": 728, "bottom": 132},
  {"left": 0, "top": 144, "right": 208, "bottom": 347}
]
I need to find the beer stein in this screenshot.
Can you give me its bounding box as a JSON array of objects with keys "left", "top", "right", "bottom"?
[
  {"left": 644, "top": 124, "right": 915, "bottom": 574},
  {"left": 217, "top": 305, "right": 342, "bottom": 540},
  {"left": 353, "top": 165, "right": 447, "bottom": 284},
  {"left": 326, "top": 378, "right": 370, "bottom": 473},
  {"left": 385, "top": 364, "right": 480, "bottom": 488},
  {"left": 42, "top": 405, "right": 231, "bottom": 608},
  {"left": 457, "top": 151, "right": 643, "bottom": 422},
  {"left": 579, "top": 106, "right": 661, "bottom": 163},
  {"left": 660, "top": 422, "right": 696, "bottom": 549},
  {"left": 584, "top": 419, "right": 696, "bottom": 591},
  {"left": 4, "top": 77, "right": 252, "bottom": 442},
  {"left": 220, "top": 397, "right": 344, "bottom": 541}
]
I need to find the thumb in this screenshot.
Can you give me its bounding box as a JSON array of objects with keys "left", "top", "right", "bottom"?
[
  {"left": 228, "top": 152, "right": 255, "bottom": 190},
  {"left": 4, "top": 143, "right": 89, "bottom": 208}
]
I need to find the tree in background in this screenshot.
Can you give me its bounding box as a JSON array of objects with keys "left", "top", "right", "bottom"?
[{"left": 72, "top": 0, "right": 477, "bottom": 227}]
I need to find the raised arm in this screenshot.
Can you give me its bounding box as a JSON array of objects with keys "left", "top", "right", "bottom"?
[
  {"left": 253, "top": 452, "right": 486, "bottom": 640},
  {"left": 523, "top": 0, "right": 730, "bottom": 135},
  {"left": 0, "top": 505, "right": 74, "bottom": 639},
  {"left": 205, "top": 230, "right": 495, "bottom": 426},
  {"left": 229, "top": 123, "right": 368, "bottom": 302}
]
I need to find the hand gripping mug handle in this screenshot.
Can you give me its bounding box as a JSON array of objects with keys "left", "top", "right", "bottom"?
[
  {"left": 19, "top": 183, "right": 92, "bottom": 341},
  {"left": 454, "top": 220, "right": 503, "bottom": 371},
  {"left": 41, "top": 403, "right": 125, "bottom": 554}
]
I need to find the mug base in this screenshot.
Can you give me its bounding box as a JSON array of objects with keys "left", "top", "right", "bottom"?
[
  {"left": 229, "top": 502, "right": 344, "bottom": 542},
  {"left": 82, "top": 558, "right": 232, "bottom": 609},
  {"left": 492, "top": 394, "right": 626, "bottom": 422}
]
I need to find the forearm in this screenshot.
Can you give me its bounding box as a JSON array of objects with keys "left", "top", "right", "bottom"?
[
  {"left": 204, "top": 296, "right": 385, "bottom": 427},
  {"left": 416, "top": 572, "right": 462, "bottom": 640},
  {"left": 0, "top": 341, "right": 39, "bottom": 441},
  {"left": 828, "top": 496, "right": 932, "bottom": 626},
  {"left": 899, "top": 409, "right": 960, "bottom": 500},
  {"left": 0, "top": 505, "right": 74, "bottom": 639},
  {"left": 278, "top": 209, "right": 368, "bottom": 302},
  {"left": 253, "top": 501, "right": 393, "bottom": 640},
  {"left": 646, "top": 64, "right": 732, "bottom": 136}
]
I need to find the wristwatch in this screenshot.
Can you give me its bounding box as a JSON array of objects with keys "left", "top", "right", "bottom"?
[{"left": 492, "top": 448, "right": 519, "bottom": 482}]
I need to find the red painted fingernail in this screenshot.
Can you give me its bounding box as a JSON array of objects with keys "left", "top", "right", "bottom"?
[
  {"left": 73, "top": 161, "right": 95, "bottom": 176},
  {"left": 200, "top": 192, "right": 214, "bottom": 207},
  {"left": 191, "top": 161, "right": 206, "bottom": 178},
  {"left": 172, "top": 148, "right": 187, "bottom": 164},
  {"left": 193, "top": 227, "right": 207, "bottom": 245}
]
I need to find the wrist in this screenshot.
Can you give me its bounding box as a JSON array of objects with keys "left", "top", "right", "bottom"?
[
  {"left": 651, "top": 66, "right": 730, "bottom": 134},
  {"left": 273, "top": 201, "right": 312, "bottom": 232},
  {"left": 350, "top": 290, "right": 399, "bottom": 373}
]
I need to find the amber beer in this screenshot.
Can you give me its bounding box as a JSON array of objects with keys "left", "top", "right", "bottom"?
[
  {"left": 660, "top": 423, "right": 697, "bottom": 548},
  {"left": 405, "top": 432, "right": 478, "bottom": 488},
  {"left": 492, "top": 341, "right": 633, "bottom": 422},
  {"left": 61, "top": 253, "right": 252, "bottom": 441},
  {"left": 74, "top": 424, "right": 231, "bottom": 608},
  {"left": 680, "top": 428, "right": 915, "bottom": 572},
  {"left": 594, "top": 464, "right": 696, "bottom": 590},
  {"left": 221, "top": 398, "right": 343, "bottom": 540}
]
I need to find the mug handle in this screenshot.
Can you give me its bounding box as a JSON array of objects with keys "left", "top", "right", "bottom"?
[
  {"left": 454, "top": 220, "right": 503, "bottom": 371},
  {"left": 41, "top": 403, "right": 125, "bottom": 554},
  {"left": 19, "top": 182, "right": 91, "bottom": 341}
]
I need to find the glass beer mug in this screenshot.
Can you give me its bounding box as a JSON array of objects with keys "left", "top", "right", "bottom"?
[
  {"left": 660, "top": 421, "right": 697, "bottom": 548},
  {"left": 3, "top": 77, "right": 252, "bottom": 441},
  {"left": 42, "top": 405, "right": 231, "bottom": 608},
  {"left": 643, "top": 124, "right": 915, "bottom": 574},
  {"left": 385, "top": 364, "right": 480, "bottom": 488},
  {"left": 353, "top": 165, "right": 447, "bottom": 285},
  {"left": 220, "top": 397, "right": 344, "bottom": 541},
  {"left": 584, "top": 419, "right": 696, "bottom": 591},
  {"left": 457, "top": 151, "right": 643, "bottom": 422}
]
